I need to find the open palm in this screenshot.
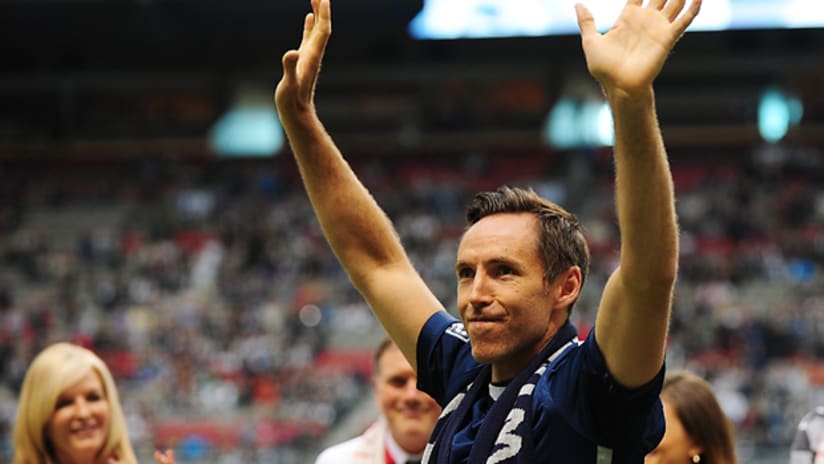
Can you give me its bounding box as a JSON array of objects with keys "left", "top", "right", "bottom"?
[{"left": 577, "top": 0, "right": 701, "bottom": 95}]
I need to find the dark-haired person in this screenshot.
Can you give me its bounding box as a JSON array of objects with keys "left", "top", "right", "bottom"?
[
  {"left": 275, "top": 0, "right": 700, "bottom": 461},
  {"left": 645, "top": 370, "right": 737, "bottom": 464}
]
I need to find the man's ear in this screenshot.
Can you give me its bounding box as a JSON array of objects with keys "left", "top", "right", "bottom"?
[
  {"left": 371, "top": 376, "right": 382, "bottom": 408},
  {"left": 551, "top": 266, "right": 582, "bottom": 310}
]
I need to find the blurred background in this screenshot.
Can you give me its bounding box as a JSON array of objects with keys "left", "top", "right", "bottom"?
[{"left": 1, "top": 0, "right": 823, "bottom": 462}]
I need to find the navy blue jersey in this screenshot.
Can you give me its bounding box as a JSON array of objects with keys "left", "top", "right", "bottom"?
[{"left": 416, "top": 311, "right": 665, "bottom": 463}]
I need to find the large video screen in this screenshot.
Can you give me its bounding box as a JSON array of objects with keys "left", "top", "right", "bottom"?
[{"left": 409, "top": 0, "right": 821, "bottom": 39}]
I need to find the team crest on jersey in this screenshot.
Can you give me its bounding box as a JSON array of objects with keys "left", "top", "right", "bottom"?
[{"left": 445, "top": 322, "right": 469, "bottom": 342}]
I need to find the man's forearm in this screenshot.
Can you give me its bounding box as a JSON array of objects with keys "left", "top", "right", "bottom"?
[
  {"left": 611, "top": 90, "right": 679, "bottom": 286},
  {"left": 283, "top": 115, "right": 408, "bottom": 287}
]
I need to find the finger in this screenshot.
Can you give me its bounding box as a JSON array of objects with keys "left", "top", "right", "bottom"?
[
  {"left": 661, "top": 0, "right": 686, "bottom": 21},
  {"left": 626, "top": 0, "right": 642, "bottom": 6},
  {"left": 575, "top": 3, "right": 597, "bottom": 38},
  {"left": 299, "top": 13, "right": 315, "bottom": 52},
  {"left": 301, "top": 0, "right": 330, "bottom": 61},
  {"left": 315, "top": 0, "right": 332, "bottom": 36},
  {"left": 671, "top": 0, "right": 701, "bottom": 37},
  {"left": 646, "top": 0, "right": 665, "bottom": 9},
  {"left": 303, "top": 0, "right": 331, "bottom": 73},
  {"left": 153, "top": 450, "right": 174, "bottom": 464}
]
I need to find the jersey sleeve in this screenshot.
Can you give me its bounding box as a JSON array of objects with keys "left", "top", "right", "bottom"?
[
  {"left": 537, "top": 329, "right": 665, "bottom": 456},
  {"left": 415, "top": 311, "right": 482, "bottom": 406}
]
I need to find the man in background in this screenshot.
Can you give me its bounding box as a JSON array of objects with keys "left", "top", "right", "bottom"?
[
  {"left": 791, "top": 406, "right": 824, "bottom": 464},
  {"left": 315, "top": 337, "right": 440, "bottom": 464}
]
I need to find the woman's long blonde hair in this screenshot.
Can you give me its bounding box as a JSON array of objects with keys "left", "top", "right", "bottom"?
[{"left": 13, "top": 342, "right": 138, "bottom": 464}]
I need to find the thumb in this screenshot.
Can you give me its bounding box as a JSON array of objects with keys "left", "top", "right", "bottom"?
[
  {"left": 280, "top": 49, "right": 300, "bottom": 85},
  {"left": 575, "top": 3, "right": 596, "bottom": 38}
]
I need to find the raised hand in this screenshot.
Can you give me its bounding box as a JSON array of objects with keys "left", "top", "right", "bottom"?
[
  {"left": 275, "top": 0, "right": 332, "bottom": 123},
  {"left": 153, "top": 449, "right": 175, "bottom": 464},
  {"left": 576, "top": 0, "right": 701, "bottom": 98}
]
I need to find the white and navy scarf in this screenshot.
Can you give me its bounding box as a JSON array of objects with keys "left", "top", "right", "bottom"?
[{"left": 422, "top": 322, "right": 579, "bottom": 464}]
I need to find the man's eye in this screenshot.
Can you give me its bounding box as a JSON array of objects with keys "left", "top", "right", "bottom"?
[
  {"left": 457, "top": 268, "right": 473, "bottom": 278},
  {"left": 497, "top": 266, "right": 514, "bottom": 276},
  {"left": 389, "top": 378, "right": 407, "bottom": 388}
]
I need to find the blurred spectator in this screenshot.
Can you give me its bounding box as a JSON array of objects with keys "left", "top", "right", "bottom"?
[
  {"left": 790, "top": 406, "right": 824, "bottom": 464},
  {"left": 12, "top": 343, "right": 138, "bottom": 464},
  {"left": 646, "top": 370, "right": 737, "bottom": 464},
  {"left": 315, "top": 337, "right": 440, "bottom": 464}
]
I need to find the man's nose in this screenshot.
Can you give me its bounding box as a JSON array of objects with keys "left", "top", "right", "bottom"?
[
  {"left": 402, "top": 379, "right": 422, "bottom": 401},
  {"left": 468, "top": 272, "right": 493, "bottom": 308}
]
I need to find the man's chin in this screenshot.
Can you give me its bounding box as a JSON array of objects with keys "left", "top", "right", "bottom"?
[
  {"left": 470, "top": 345, "right": 501, "bottom": 365},
  {"left": 395, "top": 429, "right": 431, "bottom": 450}
]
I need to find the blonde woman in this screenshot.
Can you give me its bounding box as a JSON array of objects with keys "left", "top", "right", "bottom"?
[{"left": 13, "top": 342, "right": 138, "bottom": 464}]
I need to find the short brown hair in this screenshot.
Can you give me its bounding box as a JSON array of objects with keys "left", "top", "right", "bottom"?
[
  {"left": 372, "top": 336, "right": 396, "bottom": 377},
  {"left": 465, "top": 185, "right": 590, "bottom": 312}
]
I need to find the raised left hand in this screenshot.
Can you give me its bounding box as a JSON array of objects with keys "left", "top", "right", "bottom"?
[{"left": 576, "top": 0, "right": 701, "bottom": 97}]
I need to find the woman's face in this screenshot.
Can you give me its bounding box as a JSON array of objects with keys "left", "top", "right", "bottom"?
[
  {"left": 46, "top": 370, "right": 110, "bottom": 464},
  {"left": 645, "top": 399, "right": 700, "bottom": 464}
]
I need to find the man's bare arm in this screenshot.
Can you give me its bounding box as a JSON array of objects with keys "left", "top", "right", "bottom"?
[
  {"left": 578, "top": 0, "right": 700, "bottom": 387},
  {"left": 274, "top": 0, "right": 442, "bottom": 365}
]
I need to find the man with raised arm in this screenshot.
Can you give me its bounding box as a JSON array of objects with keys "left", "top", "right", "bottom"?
[{"left": 275, "top": 0, "right": 700, "bottom": 462}]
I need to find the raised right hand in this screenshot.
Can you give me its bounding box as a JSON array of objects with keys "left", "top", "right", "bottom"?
[{"left": 274, "top": 0, "right": 332, "bottom": 125}]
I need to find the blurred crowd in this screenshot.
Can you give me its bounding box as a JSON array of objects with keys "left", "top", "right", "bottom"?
[{"left": 0, "top": 145, "right": 822, "bottom": 462}]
